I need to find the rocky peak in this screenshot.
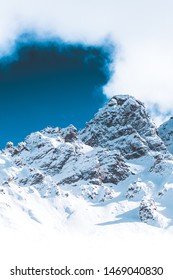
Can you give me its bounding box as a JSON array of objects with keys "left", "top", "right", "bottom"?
[
  {"left": 61, "top": 125, "right": 78, "bottom": 142},
  {"left": 80, "top": 95, "right": 168, "bottom": 159},
  {"left": 158, "top": 117, "right": 173, "bottom": 154}
]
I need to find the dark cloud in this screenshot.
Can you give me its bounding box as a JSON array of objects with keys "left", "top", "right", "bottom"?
[{"left": 0, "top": 34, "right": 114, "bottom": 148}]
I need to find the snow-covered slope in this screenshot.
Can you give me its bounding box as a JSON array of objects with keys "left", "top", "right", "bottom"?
[{"left": 1, "top": 95, "right": 173, "bottom": 232}]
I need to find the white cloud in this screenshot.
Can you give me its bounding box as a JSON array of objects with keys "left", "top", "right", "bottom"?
[{"left": 1, "top": 0, "right": 173, "bottom": 118}]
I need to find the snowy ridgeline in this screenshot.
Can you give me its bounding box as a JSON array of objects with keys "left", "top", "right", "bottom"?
[{"left": 0, "top": 94, "right": 173, "bottom": 231}]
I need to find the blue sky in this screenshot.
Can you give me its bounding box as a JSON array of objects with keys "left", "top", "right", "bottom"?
[{"left": 0, "top": 35, "right": 113, "bottom": 148}]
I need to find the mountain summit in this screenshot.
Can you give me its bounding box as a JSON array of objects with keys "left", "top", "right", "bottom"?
[
  {"left": 0, "top": 95, "right": 173, "bottom": 230},
  {"left": 80, "top": 95, "right": 168, "bottom": 159}
]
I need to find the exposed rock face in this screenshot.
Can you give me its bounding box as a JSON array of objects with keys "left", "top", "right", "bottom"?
[
  {"left": 158, "top": 117, "right": 173, "bottom": 154},
  {"left": 139, "top": 197, "right": 157, "bottom": 223},
  {"left": 80, "top": 95, "right": 168, "bottom": 159},
  {"left": 1, "top": 122, "right": 130, "bottom": 201}
]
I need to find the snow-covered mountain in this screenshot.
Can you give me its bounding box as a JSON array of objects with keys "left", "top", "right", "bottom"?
[{"left": 1, "top": 95, "right": 173, "bottom": 231}]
